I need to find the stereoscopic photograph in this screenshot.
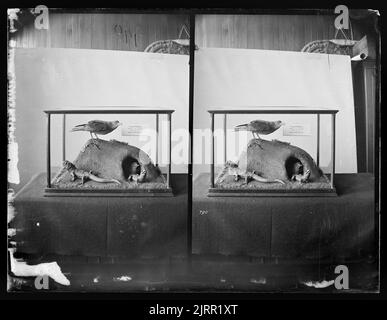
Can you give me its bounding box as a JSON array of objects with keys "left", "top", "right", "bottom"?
[{"left": 7, "top": 6, "right": 380, "bottom": 297}]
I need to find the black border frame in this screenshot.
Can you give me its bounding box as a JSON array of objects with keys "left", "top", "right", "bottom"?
[{"left": 2, "top": 1, "right": 384, "bottom": 303}]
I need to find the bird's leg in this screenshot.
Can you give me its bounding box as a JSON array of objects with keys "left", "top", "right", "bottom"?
[
  {"left": 248, "top": 133, "right": 257, "bottom": 148},
  {"left": 87, "top": 132, "right": 101, "bottom": 150},
  {"left": 250, "top": 132, "right": 263, "bottom": 149},
  {"left": 255, "top": 133, "right": 264, "bottom": 149}
]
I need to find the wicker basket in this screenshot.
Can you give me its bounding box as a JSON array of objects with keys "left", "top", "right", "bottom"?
[
  {"left": 144, "top": 39, "right": 189, "bottom": 55},
  {"left": 301, "top": 39, "right": 357, "bottom": 55}
]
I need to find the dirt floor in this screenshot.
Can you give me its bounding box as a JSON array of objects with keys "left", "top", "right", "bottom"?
[{"left": 8, "top": 254, "right": 378, "bottom": 293}]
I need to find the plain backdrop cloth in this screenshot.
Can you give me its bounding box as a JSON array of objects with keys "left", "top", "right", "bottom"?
[{"left": 193, "top": 48, "right": 357, "bottom": 174}]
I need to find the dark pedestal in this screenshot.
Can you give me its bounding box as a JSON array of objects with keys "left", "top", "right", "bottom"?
[
  {"left": 193, "top": 173, "right": 376, "bottom": 261},
  {"left": 10, "top": 173, "right": 188, "bottom": 258}
]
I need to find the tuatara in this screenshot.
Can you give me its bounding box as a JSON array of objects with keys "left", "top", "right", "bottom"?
[
  {"left": 217, "top": 161, "right": 285, "bottom": 185},
  {"left": 61, "top": 160, "right": 120, "bottom": 185},
  {"left": 291, "top": 169, "right": 311, "bottom": 183},
  {"left": 127, "top": 162, "right": 146, "bottom": 183}
]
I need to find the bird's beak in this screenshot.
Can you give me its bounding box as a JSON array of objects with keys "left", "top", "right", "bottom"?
[
  {"left": 281, "top": 122, "right": 286, "bottom": 126},
  {"left": 118, "top": 122, "right": 123, "bottom": 126}
]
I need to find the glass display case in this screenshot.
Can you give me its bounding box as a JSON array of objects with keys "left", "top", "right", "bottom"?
[
  {"left": 44, "top": 107, "right": 174, "bottom": 197},
  {"left": 207, "top": 106, "right": 338, "bottom": 197}
]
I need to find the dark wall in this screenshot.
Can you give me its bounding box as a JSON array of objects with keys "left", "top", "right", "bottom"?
[
  {"left": 11, "top": 13, "right": 189, "bottom": 51},
  {"left": 12, "top": 12, "right": 373, "bottom": 53},
  {"left": 195, "top": 14, "right": 366, "bottom": 51}
]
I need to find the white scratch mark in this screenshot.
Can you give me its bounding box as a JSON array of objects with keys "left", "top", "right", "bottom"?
[
  {"left": 302, "top": 280, "right": 334, "bottom": 288},
  {"left": 250, "top": 277, "right": 266, "bottom": 284},
  {"left": 8, "top": 143, "right": 19, "bottom": 184},
  {"left": 9, "top": 249, "right": 70, "bottom": 286},
  {"left": 113, "top": 275, "right": 132, "bottom": 282},
  {"left": 8, "top": 191, "right": 16, "bottom": 223},
  {"left": 8, "top": 228, "right": 16, "bottom": 237},
  {"left": 368, "top": 9, "right": 380, "bottom": 16},
  {"left": 9, "top": 241, "right": 17, "bottom": 247},
  {"left": 8, "top": 38, "right": 19, "bottom": 185},
  {"left": 7, "top": 9, "right": 20, "bottom": 33}
]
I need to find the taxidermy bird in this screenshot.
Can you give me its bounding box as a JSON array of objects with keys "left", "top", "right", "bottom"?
[
  {"left": 71, "top": 120, "right": 122, "bottom": 139},
  {"left": 234, "top": 120, "right": 284, "bottom": 139}
]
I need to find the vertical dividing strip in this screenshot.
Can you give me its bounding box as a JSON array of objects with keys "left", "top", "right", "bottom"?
[
  {"left": 223, "top": 113, "right": 227, "bottom": 164},
  {"left": 317, "top": 113, "right": 320, "bottom": 167},
  {"left": 47, "top": 113, "right": 51, "bottom": 188},
  {"left": 188, "top": 14, "right": 195, "bottom": 260},
  {"left": 331, "top": 113, "right": 336, "bottom": 188},
  {"left": 210, "top": 112, "right": 215, "bottom": 188},
  {"left": 167, "top": 113, "right": 172, "bottom": 188},
  {"left": 155, "top": 113, "right": 159, "bottom": 166},
  {"left": 62, "top": 114, "right": 66, "bottom": 162}
]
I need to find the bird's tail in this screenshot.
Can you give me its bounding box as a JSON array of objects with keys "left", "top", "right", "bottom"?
[
  {"left": 234, "top": 124, "right": 248, "bottom": 131},
  {"left": 71, "top": 124, "right": 87, "bottom": 132}
]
